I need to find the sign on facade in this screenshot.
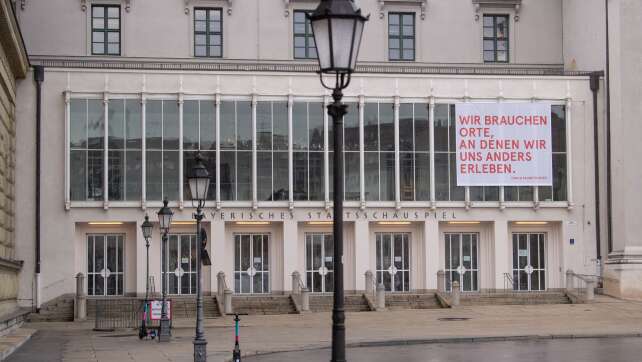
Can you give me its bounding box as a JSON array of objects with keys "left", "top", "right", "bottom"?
[
  {"left": 455, "top": 103, "right": 553, "bottom": 186},
  {"left": 150, "top": 300, "right": 171, "bottom": 320}
]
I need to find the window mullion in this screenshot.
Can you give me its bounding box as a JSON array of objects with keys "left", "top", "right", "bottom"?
[
  {"left": 429, "top": 98, "right": 435, "bottom": 206},
  {"left": 103, "top": 94, "right": 109, "bottom": 208},
  {"left": 178, "top": 95, "right": 184, "bottom": 208}
]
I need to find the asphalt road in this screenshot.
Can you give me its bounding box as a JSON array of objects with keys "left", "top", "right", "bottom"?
[{"left": 244, "top": 337, "right": 642, "bottom": 362}]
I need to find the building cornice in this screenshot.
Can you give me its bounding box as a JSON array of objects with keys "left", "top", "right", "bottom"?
[
  {"left": 0, "top": 256, "right": 22, "bottom": 272},
  {"left": 1, "top": 0, "right": 29, "bottom": 78},
  {"left": 29, "top": 56, "right": 593, "bottom": 77}
]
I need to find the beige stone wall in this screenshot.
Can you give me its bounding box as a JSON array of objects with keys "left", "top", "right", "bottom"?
[{"left": 0, "top": 0, "right": 28, "bottom": 314}]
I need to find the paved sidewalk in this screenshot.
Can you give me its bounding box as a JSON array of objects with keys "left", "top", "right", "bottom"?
[{"left": 8, "top": 297, "right": 642, "bottom": 362}]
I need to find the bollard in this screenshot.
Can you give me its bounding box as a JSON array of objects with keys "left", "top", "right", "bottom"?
[
  {"left": 586, "top": 280, "right": 596, "bottom": 301},
  {"left": 376, "top": 283, "right": 386, "bottom": 310},
  {"left": 224, "top": 288, "right": 233, "bottom": 315},
  {"left": 292, "top": 271, "right": 301, "bottom": 295},
  {"left": 217, "top": 272, "right": 226, "bottom": 297},
  {"left": 451, "top": 280, "right": 460, "bottom": 307},
  {"left": 365, "top": 270, "right": 374, "bottom": 295},
  {"left": 301, "top": 288, "right": 310, "bottom": 312},
  {"left": 74, "top": 272, "right": 86, "bottom": 321},
  {"left": 437, "top": 270, "right": 445, "bottom": 293},
  {"left": 566, "top": 270, "right": 574, "bottom": 293}
]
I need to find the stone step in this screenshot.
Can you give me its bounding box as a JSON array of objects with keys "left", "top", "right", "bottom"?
[
  {"left": 232, "top": 295, "right": 297, "bottom": 315},
  {"left": 28, "top": 295, "right": 75, "bottom": 322},
  {"left": 384, "top": 293, "right": 442, "bottom": 310},
  {"left": 309, "top": 295, "right": 371, "bottom": 312},
  {"left": 459, "top": 293, "right": 571, "bottom": 306}
]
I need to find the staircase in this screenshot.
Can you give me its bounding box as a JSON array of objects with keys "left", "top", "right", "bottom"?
[
  {"left": 28, "top": 294, "right": 75, "bottom": 322},
  {"left": 169, "top": 297, "right": 221, "bottom": 318},
  {"left": 232, "top": 295, "right": 297, "bottom": 315},
  {"left": 309, "top": 295, "right": 372, "bottom": 313},
  {"left": 385, "top": 293, "right": 443, "bottom": 310},
  {"left": 460, "top": 292, "right": 571, "bottom": 306}
]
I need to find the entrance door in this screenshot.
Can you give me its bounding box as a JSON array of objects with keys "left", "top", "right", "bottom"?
[
  {"left": 512, "top": 233, "right": 546, "bottom": 291},
  {"left": 87, "top": 234, "right": 124, "bottom": 296},
  {"left": 305, "top": 233, "right": 334, "bottom": 293},
  {"left": 376, "top": 233, "right": 410, "bottom": 292},
  {"left": 162, "top": 234, "right": 197, "bottom": 295},
  {"left": 234, "top": 234, "right": 270, "bottom": 294},
  {"left": 444, "top": 233, "right": 479, "bottom": 292}
]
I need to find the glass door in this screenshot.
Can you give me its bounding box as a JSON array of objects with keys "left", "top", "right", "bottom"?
[
  {"left": 305, "top": 233, "right": 334, "bottom": 293},
  {"left": 512, "top": 233, "right": 546, "bottom": 291},
  {"left": 444, "top": 233, "right": 479, "bottom": 292},
  {"left": 234, "top": 234, "right": 270, "bottom": 294},
  {"left": 87, "top": 234, "right": 124, "bottom": 296},
  {"left": 162, "top": 234, "right": 197, "bottom": 295},
  {"left": 376, "top": 233, "right": 410, "bottom": 292}
]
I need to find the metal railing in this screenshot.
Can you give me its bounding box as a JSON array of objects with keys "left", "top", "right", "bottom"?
[
  {"left": 94, "top": 298, "right": 141, "bottom": 331},
  {"left": 503, "top": 272, "right": 515, "bottom": 292}
]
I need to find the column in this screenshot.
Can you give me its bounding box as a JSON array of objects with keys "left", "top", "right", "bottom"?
[
  {"left": 353, "top": 219, "right": 369, "bottom": 291},
  {"left": 211, "top": 219, "right": 226, "bottom": 292},
  {"left": 603, "top": 0, "right": 642, "bottom": 300},
  {"left": 424, "top": 219, "right": 439, "bottom": 290},
  {"left": 493, "top": 219, "right": 510, "bottom": 290},
  {"left": 136, "top": 219, "right": 147, "bottom": 297},
  {"left": 282, "top": 220, "right": 298, "bottom": 292}
]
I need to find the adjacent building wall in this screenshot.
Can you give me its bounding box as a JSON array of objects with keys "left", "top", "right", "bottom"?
[{"left": 0, "top": 0, "right": 28, "bottom": 316}]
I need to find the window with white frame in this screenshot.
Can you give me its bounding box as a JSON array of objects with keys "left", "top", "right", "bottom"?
[
  {"left": 293, "top": 102, "right": 325, "bottom": 201},
  {"left": 220, "top": 101, "right": 252, "bottom": 201},
  {"left": 256, "top": 101, "right": 289, "bottom": 201},
  {"left": 108, "top": 99, "right": 142, "bottom": 201},
  {"left": 364, "top": 103, "right": 395, "bottom": 201},
  {"left": 399, "top": 103, "right": 430, "bottom": 201},
  {"left": 434, "top": 104, "right": 465, "bottom": 201},
  {"left": 145, "top": 100, "right": 180, "bottom": 201},
  {"left": 70, "top": 99, "right": 104, "bottom": 201},
  {"left": 183, "top": 100, "right": 216, "bottom": 201},
  {"left": 328, "top": 103, "right": 360, "bottom": 201}
]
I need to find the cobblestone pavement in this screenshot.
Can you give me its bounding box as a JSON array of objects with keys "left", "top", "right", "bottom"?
[{"left": 7, "top": 297, "right": 642, "bottom": 362}]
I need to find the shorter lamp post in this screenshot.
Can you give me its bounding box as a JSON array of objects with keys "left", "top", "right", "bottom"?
[
  {"left": 308, "top": 1, "right": 368, "bottom": 361},
  {"left": 139, "top": 215, "right": 153, "bottom": 339},
  {"left": 188, "top": 153, "right": 211, "bottom": 362},
  {"left": 157, "top": 198, "right": 173, "bottom": 342}
]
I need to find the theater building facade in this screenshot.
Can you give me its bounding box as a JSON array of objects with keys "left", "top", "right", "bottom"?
[{"left": 12, "top": 0, "right": 610, "bottom": 306}]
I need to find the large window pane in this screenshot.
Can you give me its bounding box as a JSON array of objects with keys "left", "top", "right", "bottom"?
[{"left": 183, "top": 100, "right": 216, "bottom": 201}]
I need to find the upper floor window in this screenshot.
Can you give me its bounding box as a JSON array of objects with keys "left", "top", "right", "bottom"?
[
  {"left": 293, "top": 10, "right": 317, "bottom": 59},
  {"left": 388, "top": 12, "right": 415, "bottom": 61},
  {"left": 92, "top": 5, "right": 121, "bottom": 55},
  {"left": 483, "top": 14, "right": 509, "bottom": 63},
  {"left": 194, "top": 8, "right": 223, "bottom": 57}
]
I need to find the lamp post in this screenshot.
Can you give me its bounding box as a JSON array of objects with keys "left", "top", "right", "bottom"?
[
  {"left": 157, "top": 197, "right": 174, "bottom": 342},
  {"left": 308, "top": 2, "right": 368, "bottom": 361},
  {"left": 188, "top": 153, "right": 211, "bottom": 362},
  {"left": 140, "top": 215, "right": 153, "bottom": 339}
]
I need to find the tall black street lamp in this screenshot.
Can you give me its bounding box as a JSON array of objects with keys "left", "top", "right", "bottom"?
[
  {"left": 188, "top": 153, "right": 211, "bottom": 362},
  {"left": 308, "top": 1, "right": 368, "bottom": 361},
  {"left": 139, "top": 215, "right": 153, "bottom": 339},
  {"left": 157, "top": 197, "right": 173, "bottom": 342}
]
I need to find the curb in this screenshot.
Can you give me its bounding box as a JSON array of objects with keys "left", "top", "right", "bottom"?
[
  {"left": 0, "top": 328, "right": 37, "bottom": 361},
  {"left": 229, "top": 333, "right": 642, "bottom": 361}
]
